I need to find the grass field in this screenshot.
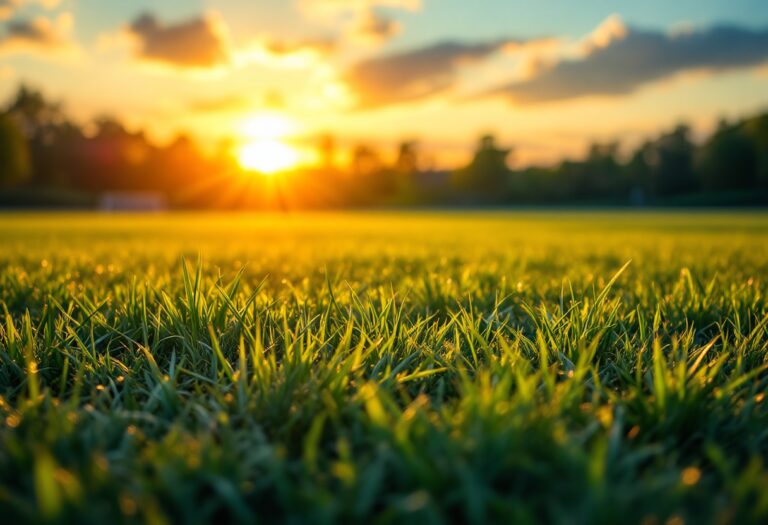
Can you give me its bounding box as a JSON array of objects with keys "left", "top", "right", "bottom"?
[{"left": 1, "top": 212, "right": 768, "bottom": 524}]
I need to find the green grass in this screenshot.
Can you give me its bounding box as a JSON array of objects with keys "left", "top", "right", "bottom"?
[{"left": 1, "top": 211, "right": 768, "bottom": 524}]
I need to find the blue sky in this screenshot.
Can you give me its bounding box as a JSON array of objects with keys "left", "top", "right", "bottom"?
[
  {"left": 68, "top": 1, "right": 768, "bottom": 43},
  {"left": 2, "top": 0, "right": 768, "bottom": 165}
]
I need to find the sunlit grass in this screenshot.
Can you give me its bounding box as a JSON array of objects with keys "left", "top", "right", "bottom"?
[{"left": 0, "top": 212, "right": 767, "bottom": 524}]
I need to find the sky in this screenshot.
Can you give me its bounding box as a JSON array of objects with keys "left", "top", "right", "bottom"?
[{"left": 2, "top": 0, "right": 768, "bottom": 167}]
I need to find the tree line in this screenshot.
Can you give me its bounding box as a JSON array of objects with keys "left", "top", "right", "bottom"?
[
  {"left": 455, "top": 122, "right": 768, "bottom": 206},
  {"left": 1, "top": 85, "right": 767, "bottom": 208}
]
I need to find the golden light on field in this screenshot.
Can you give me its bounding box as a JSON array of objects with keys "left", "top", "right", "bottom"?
[{"left": 236, "top": 113, "right": 302, "bottom": 174}]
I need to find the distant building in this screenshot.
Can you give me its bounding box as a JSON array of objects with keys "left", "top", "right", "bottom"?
[{"left": 99, "top": 192, "right": 166, "bottom": 212}]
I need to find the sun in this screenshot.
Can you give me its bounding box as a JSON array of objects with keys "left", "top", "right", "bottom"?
[
  {"left": 236, "top": 113, "right": 302, "bottom": 175},
  {"left": 238, "top": 140, "right": 300, "bottom": 174}
]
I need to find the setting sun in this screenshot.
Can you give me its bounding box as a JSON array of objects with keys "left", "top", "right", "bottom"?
[
  {"left": 236, "top": 113, "right": 302, "bottom": 174},
  {"left": 238, "top": 139, "right": 300, "bottom": 174}
]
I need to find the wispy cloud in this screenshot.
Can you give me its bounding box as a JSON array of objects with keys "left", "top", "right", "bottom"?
[
  {"left": 497, "top": 17, "right": 768, "bottom": 103},
  {"left": 344, "top": 40, "right": 513, "bottom": 108},
  {"left": 239, "top": 36, "right": 335, "bottom": 69}
]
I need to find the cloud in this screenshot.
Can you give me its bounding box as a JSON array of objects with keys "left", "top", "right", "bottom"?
[
  {"left": 0, "top": 12, "right": 78, "bottom": 57},
  {"left": 350, "top": 8, "right": 401, "bottom": 44},
  {"left": 344, "top": 40, "right": 511, "bottom": 108},
  {"left": 257, "top": 37, "right": 334, "bottom": 63},
  {"left": 126, "top": 11, "right": 231, "bottom": 69},
  {"left": 0, "top": 0, "right": 60, "bottom": 20},
  {"left": 0, "top": 1, "right": 15, "bottom": 20},
  {"left": 499, "top": 19, "right": 768, "bottom": 104},
  {"left": 299, "top": 0, "right": 418, "bottom": 45},
  {"left": 581, "top": 13, "right": 628, "bottom": 53},
  {"left": 299, "top": 0, "right": 421, "bottom": 20},
  {"left": 260, "top": 38, "right": 335, "bottom": 57},
  {"left": 230, "top": 36, "right": 335, "bottom": 70},
  {"left": 111, "top": 11, "right": 328, "bottom": 73}
]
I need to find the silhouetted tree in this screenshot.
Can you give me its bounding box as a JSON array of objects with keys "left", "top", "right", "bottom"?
[
  {"left": 395, "top": 141, "right": 419, "bottom": 175},
  {"left": 556, "top": 142, "right": 628, "bottom": 201},
  {"left": 454, "top": 135, "right": 511, "bottom": 200},
  {"left": 0, "top": 114, "right": 30, "bottom": 187},
  {"left": 699, "top": 120, "right": 758, "bottom": 191},
  {"left": 76, "top": 116, "right": 152, "bottom": 192},
  {"left": 4, "top": 81, "right": 768, "bottom": 209},
  {"left": 4, "top": 85, "right": 79, "bottom": 186},
  {"left": 6, "top": 85, "right": 63, "bottom": 140},
  {"left": 351, "top": 144, "right": 381, "bottom": 178},
  {"left": 390, "top": 140, "right": 421, "bottom": 200},
  {"left": 624, "top": 142, "right": 653, "bottom": 205},
  {"left": 742, "top": 114, "right": 768, "bottom": 189},
  {"left": 645, "top": 124, "right": 697, "bottom": 197}
]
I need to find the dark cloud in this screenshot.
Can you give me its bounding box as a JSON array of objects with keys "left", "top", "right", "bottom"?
[
  {"left": 127, "top": 12, "right": 230, "bottom": 69},
  {"left": 4, "top": 18, "right": 56, "bottom": 43},
  {"left": 501, "top": 25, "right": 768, "bottom": 103},
  {"left": 344, "top": 40, "right": 509, "bottom": 108}
]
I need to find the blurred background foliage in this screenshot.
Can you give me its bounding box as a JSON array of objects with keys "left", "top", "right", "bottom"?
[{"left": 1, "top": 85, "right": 768, "bottom": 209}]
